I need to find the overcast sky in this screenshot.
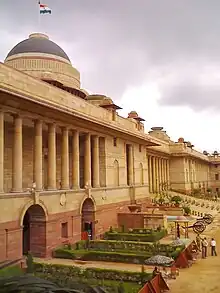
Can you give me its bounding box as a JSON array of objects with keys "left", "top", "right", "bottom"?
[{"left": 1, "top": 0, "right": 220, "bottom": 153}]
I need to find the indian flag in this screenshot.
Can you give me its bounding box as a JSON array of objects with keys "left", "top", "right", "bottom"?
[{"left": 39, "top": 2, "right": 52, "bottom": 14}]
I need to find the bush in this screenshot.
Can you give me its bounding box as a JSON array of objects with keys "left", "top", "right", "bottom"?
[
  {"left": 53, "top": 243, "right": 180, "bottom": 265},
  {"left": 183, "top": 206, "right": 191, "bottom": 215},
  {"left": 34, "top": 262, "right": 152, "bottom": 283},
  {"left": 104, "top": 229, "right": 167, "bottom": 242},
  {"left": 74, "top": 239, "right": 173, "bottom": 255},
  {"left": 53, "top": 249, "right": 152, "bottom": 264}
]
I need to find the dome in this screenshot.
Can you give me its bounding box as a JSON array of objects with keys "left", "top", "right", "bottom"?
[
  {"left": 6, "top": 33, "right": 70, "bottom": 62},
  {"left": 4, "top": 33, "right": 81, "bottom": 89}
]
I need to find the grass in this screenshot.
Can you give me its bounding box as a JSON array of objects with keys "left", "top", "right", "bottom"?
[{"left": 0, "top": 265, "right": 23, "bottom": 277}]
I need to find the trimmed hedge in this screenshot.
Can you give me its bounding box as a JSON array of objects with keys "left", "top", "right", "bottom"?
[
  {"left": 53, "top": 249, "right": 152, "bottom": 264},
  {"left": 74, "top": 240, "right": 175, "bottom": 255},
  {"left": 34, "top": 262, "right": 152, "bottom": 283},
  {"left": 53, "top": 244, "right": 184, "bottom": 264},
  {"left": 104, "top": 229, "right": 167, "bottom": 242}
]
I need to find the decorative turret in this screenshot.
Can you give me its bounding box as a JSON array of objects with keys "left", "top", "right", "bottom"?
[{"left": 149, "top": 127, "right": 170, "bottom": 142}]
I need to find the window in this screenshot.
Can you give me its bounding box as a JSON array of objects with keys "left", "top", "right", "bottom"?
[
  {"left": 215, "top": 173, "right": 219, "bottom": 181},
  {"left": 61, "top": 222, "right": 68, "bottom": 238},
  {"left": 113, "top": 137, "right": 117, "bottom": 147},
  {"left": 139, "top": 145, "right": 142, "bottom": 152},
  {"left": 216, "top": 188, "right": 219, "bottom": 192},
  {"left": 215, "top": 165, "right": 218, "bottom": 168}
]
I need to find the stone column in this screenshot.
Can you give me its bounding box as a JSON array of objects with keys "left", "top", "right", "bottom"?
[
  {"left": 152, "top": 156, "right": 156, "bottom": 193},
  {"left": 148, "top": 156, "right": 152, "bottom": 193},
  {"left": 159, "top": 158, "right": 162, "bottom": 192},
  {"left": 34, "top": 120, "right": 43, "bottom": 190},
  {"left": 84, "top": 133, "right": 91, "bottom": 187},
  {"left": 128, "top": 145, "right": 134, "bottom": 186},
  {"left": 167, "top": 159, "right": 170, "bottom": 189},
  {"left": 156, "top": 157, "right": 159, "bottom": 193},
  {"left": 72, "top": 130, "right": 80, "bottom": 189},
  {"left": 161, "top": 159, "right": 165, "bottom": 189},
  {"left": 92, "top": 135, "right": 100, "bottom": 188},
  {"left": 0, "top": 112, "right": 4, "bottom": 193},
  {"left": 61, "top": 127, "right": 69, "bottom": 189},
  {"left": 12, "top": 115, "right": 22, "bottom": 192},
  {"left": 47, "top": 123, "right": 56, "bottom": 190}
]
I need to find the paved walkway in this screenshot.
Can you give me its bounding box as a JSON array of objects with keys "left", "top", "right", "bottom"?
[
  {"left": 35, "top": 257, "right": 154, "bottom": 273},
  {"left": 169, "top": 220, "right": 220, "bottom": 293}
]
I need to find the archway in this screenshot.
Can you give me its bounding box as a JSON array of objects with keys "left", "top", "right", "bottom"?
[
  {"left": 81, "top": 198, "right": 95, "bottom": 240},
  {"left": 22, "top": 204, "right": 46, "bottom": 257}
]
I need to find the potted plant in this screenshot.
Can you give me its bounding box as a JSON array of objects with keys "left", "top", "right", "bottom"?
[{"left": 171, "top": 195, "right": 182, "bottom": 207}]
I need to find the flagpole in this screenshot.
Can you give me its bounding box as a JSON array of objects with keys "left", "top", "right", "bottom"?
[{"left": 38, "top": 1, "right": 41, "bottom": 32}]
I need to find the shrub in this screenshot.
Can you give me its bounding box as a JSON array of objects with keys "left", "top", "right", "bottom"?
[
  {"left": 53, "top": 249, "right": 151, "bottom": 264},
  {"left": 171, "top": 195, "right": 182, "bottom": 205},
  {"left": 53, "top": 243, "right": 180, "bottom": 265},
  {"left": 104, "top": 229, "right": 167, "bottom": 242},
  {"left": 34, "top": 262, "right": 152, "bottom": 283},
  {"left": 183, "top": 206, "right": 191, "bottom": 215}
]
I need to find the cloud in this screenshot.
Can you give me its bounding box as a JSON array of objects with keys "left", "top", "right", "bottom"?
[
  {"left": 1, "top": 0, "right": 220, "bottom": 110},
  {"left": 1, "top": 0, "right": 220, "bottom": 151}
]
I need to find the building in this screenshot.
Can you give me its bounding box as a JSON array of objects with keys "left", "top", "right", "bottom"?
[{"left": 0, "top": 33, "right": 217, "bottom": 261}]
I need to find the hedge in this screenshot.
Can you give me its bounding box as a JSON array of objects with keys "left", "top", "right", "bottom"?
[
  {"left": 53, "top": 245, "right": 183, "bottom": 264},
  {"left": 34, "top": 262, "right": 152, "bottom": 283},
  {"left": 73, "top": 240, "right": 175, "bottom": 255},
  {"left": 104, "top": 229, "right": 167, "bottom": 242}
]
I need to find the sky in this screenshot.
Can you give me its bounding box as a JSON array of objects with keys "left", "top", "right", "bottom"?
[{"left": 0, "top": 0, "right": 220, "bottom": 153}]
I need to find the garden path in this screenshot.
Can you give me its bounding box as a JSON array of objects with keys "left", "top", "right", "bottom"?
[
  {"left": 35, "top": 257, "right": 154, "bottom": 273},
  {"left": 169, "top": 219, "right": 220, "bottom": 293}
]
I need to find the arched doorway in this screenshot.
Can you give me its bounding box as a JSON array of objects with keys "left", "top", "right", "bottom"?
[
  {"left": 81, "top": 198, "right": 95, "bottom": 240},
  {"left": 22, "top": 204, "right": 46, "bottom": 257}
]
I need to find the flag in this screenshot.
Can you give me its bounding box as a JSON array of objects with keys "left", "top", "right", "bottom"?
[{"left": 39, "top": 2, "right": 52, "bottom": 14}]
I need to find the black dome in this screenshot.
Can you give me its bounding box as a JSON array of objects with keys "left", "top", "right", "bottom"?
[{"left": 6, "top": 33, "right": 70, "bottom": 62}]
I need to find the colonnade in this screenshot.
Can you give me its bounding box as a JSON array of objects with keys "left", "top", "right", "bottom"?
[
  {"left": 0, "top": 113, "right": 101, "bottom": 193},
  {"left": 148, "top": 155, "right": 170, "bottom": 193}
]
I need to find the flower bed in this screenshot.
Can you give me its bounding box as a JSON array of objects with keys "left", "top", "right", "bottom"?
[
  {"left": 34, "top": 262, "right": 152, "bottom": 283},
  {"left": 104, "top": 229, "right": 167, "bottom": 242}
]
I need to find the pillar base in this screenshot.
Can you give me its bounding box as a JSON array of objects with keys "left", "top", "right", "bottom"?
[{"left": 11, "top": 189, "right": 23, "bottom": 193}]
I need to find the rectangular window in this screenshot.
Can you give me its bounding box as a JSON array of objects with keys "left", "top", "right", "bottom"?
[
  {"left": 215, "top": 173, "right": 219, "bottom": 181},
  {"left": 139, "top": 145, "right": 142, "bottom": 152},
  {"left": 61, "top": 222, "right": 68, "bottom": 238},
  {"left": 215, "top": 165, "right": 218, "bottom": 168},
  {"left": 216, "top": 188, "right": 219, "bottom": 192},
  {"left": 113, "top": 137, "right": 117, "bottom": 147}
]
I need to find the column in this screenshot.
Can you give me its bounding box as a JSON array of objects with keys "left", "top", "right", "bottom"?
[
  {"left": 34, "top": 120, "right": 42, "bottom": 190},
  {"left": 167, "top": 159, "right": 170, "bottom": 189},
  {"left": 47, "top": 123, "right": 56, "bottom": 190},
  {"left": 128, "top": 144, "right": 134, "bottom": 186},
  {"left": 61, "top": 127, "right": 69, "bottom": 189},
  {"left": 84, "top": 133, "right": 91, "bottom": 187},
  {"left": 12, "top": 115, "right": 22, "bottom": 192},
  {"left": 148, "top": 156, "right": 151, "bottom": 193},
  {"left": 92, "top": 135, "right": 100, "bottom": 188},
  {"left": 0, "top": 112, "right": 4, "bottom": 193},
  {"left": 161, "top": 159, "right": 165, "bottom": 189},
  {"left": 152, "top": 156, "right": 156, "bottom": 193},
  {"left": 72, "top": 130, "right": 79, "bottom": 189}
]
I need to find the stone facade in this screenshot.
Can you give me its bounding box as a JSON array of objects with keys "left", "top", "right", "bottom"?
[{"left": 0, "top": 33, "right": 219, "bottom": 261}]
